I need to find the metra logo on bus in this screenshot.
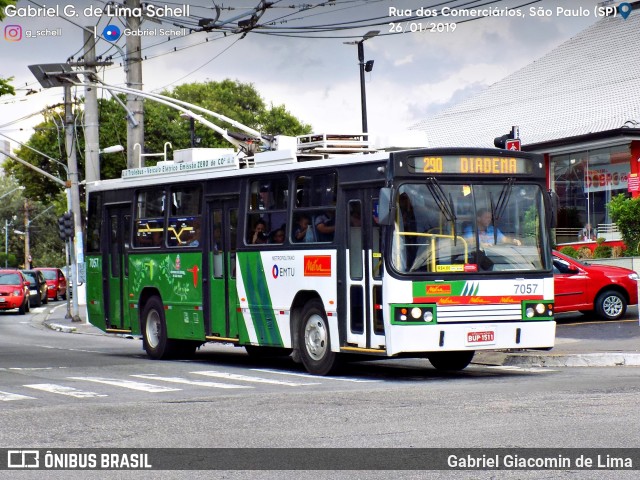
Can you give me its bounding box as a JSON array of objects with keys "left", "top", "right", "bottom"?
[
  {"left": 303, "top": 255, "right": 332, "bottom": 277},
  {"left": 425, "top": 284, "right": 452, "bottom": 295}
]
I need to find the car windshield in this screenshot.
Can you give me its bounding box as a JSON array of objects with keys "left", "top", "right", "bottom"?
[
  {"left": 22, "top": 272, "right": 36, "bottom": 283},
  {"left": 0, "top": 273, "right": 22, "bottom": 285},
  {"left": 40, "top": 270, "right": 57, "bottom": 280}
]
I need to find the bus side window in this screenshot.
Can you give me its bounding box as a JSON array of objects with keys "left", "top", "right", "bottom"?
[{"left": 133, "top": 188, "right": 166, "bottom": 248}]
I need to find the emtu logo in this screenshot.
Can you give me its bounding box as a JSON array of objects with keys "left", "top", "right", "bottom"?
[
  {"left": 4, "top": 25, "right": 22, "bottom": 41},
  {"left": 102, "top": 24, "right": 121, "bottom": 41}
]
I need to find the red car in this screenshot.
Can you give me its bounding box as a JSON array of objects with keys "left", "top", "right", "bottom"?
[
  {"left": 0, "top": 269, "right": 30, "bottom": 314},
  {"left": 35, "top": 267, "right": 67, "bottom": 301},
  {"left": 553, "top": 250, "right": 639, "bottom": 320}
]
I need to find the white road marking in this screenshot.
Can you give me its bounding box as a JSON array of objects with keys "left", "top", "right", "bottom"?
[
  {"left": 251, "top": 368, "right": 379, "bottom": 383},
  {"left": 0, "top": 391, "right": 36, "bottom": 401},
  {"left": 24, "top": 384, "right": 108, "bottom": 398},
  {"left": 67, "top": 377, "right": 181, "bottom": 392},
  {"left": 193, "top": 370, "right": 320, "bottom": 386},
  {"left": 131, "top": 374, "right": 252, "bottom": 389}
]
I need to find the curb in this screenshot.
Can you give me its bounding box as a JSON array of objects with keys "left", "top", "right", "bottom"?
[
  {"left": 473, "top": 351, "right": 640, "bottom": 368},
  {"left": 44, "top": 322, "right": 78, "bottom": 334}
]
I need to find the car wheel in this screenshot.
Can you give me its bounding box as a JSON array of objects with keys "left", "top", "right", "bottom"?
[
  {"left": 43, "top": 294, "right": 48, "bottom": 305},
  {"left": 427, "top": 351, "right": 475, "bottom": 371},
  {"left": 18, "top": 299, "right": 26, "bottom": 315},
  {"left": 595, "top": 289, "right": 627, "bottom": 320}
]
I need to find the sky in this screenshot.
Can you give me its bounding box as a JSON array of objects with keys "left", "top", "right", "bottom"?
[{"left": 0, "top": 0, "right": 609, "bottom": 151}]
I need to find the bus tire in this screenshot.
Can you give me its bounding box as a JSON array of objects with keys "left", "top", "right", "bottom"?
[
  {"left": 298, "top": 299, "right": 339, "bottom": 376},
  {"left": 141, "top": 296, "right": 175, "bottom": 359},
  {"left": 427, "top": 351, "right": 475, "bottom": 371}
]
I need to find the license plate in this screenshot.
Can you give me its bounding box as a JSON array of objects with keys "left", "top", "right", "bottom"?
[
  {"left": 0, "top": 298, "right": 5, "bottom": 303},
  {"left": 466, "top": 329, "right": 495, "bottom": 345}
]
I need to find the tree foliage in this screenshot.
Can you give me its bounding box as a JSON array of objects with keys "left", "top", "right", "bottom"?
[
  {"left": 1, "top": 0, "right": 17, "bottom": 20},
  {"left": 608, "top": 194, "right": 640, "bottom": 255}
]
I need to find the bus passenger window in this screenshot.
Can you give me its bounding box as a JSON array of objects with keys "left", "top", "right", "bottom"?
[{"left": 134, "top": 188, "right": 166, "bottom": 248}]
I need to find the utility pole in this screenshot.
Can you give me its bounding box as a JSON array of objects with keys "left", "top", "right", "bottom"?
[
  {"left": 125, "top": 0, "right": 144, "bottom": 168},
  {"left": 64, "top": 84, "right": 82, "bottom": 322},
  {"left": 23, "top": 200, "right": 30, "bottom": 269},
  {"left": 83, "top": 28, "right": 100, "bottom": 183}
]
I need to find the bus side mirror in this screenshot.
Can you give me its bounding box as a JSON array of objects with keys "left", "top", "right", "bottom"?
[
  {"left": 546, "top": 190, "right": 558, "bottom": 229},
  {"left": 377, "top": 187, "right": 395, "bottom": 226}
]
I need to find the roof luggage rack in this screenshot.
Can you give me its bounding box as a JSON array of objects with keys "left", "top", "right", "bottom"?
[{"left": 297, "top": 133, "right": 378, "bottom": 154}]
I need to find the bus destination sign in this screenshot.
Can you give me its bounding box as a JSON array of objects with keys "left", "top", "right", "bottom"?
[{"left": 408, "top": 155, "right": 532, "bottom": 175}]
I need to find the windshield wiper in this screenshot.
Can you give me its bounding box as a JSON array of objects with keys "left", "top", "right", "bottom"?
[
  {"left": 426, "top": 177, "right": 457, "bottom": 243},
  {"left": 490, "top": 179, "right": 515, "bottom": 244}
]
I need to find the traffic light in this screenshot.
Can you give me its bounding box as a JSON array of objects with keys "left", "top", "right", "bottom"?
[
  {"left": 58, "top": 215, "right": 66, "bottom": 241},
  {"left": 58, "top": 212, "right": 74, "bottom": 240},
  {"left": 494, "top": 125, "right": 520, "bottom": 149},
  {"left": 494, "top": 133, "right": 510, "bottom": 149},
  {"left": 63, "top": 211, "right": 74, "bottom": 239}
]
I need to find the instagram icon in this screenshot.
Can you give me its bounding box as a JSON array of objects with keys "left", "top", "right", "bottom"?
[{"left": 4, "top": 25, "right": 22, "bottom": 41}]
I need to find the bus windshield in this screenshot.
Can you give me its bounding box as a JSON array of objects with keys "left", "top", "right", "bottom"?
[{"left": 391, "top": 182, "right": 548, "bottom": 274}]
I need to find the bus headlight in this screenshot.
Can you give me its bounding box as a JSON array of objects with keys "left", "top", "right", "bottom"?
[
  {"left": 535, "top": 303, "right": 546, "bottom": 314},
  {"left": 525, "top": 307, "right": 535, "bottom": 318},
  {"left": 394, "top": 305, "right": 435, "bottom": 323}
]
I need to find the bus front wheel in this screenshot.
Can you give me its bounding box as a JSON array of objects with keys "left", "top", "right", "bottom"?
[
  {"left": 298, "top": 299, "right": 339, "bottom": 376},
  {"left": 142, "top": 296, "right": 174, "bottom": 359},
  {"left": 427, "top": 351, "right": 475, "bottom": 371}
]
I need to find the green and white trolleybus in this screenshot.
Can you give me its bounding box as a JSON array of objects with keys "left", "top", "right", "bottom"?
[{"left": 86, "top": 133, "right": 556, "bottom": 375}]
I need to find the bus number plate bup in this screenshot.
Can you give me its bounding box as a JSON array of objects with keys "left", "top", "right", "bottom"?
[{"left": 466, "top": 329, "right": 495, "bottom": 345}]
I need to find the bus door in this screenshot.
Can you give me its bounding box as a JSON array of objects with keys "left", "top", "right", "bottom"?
[
  {"left": 206, "top": 199, "right": 239, "bottom": 340},
  {"left": 104, "top": 204, "right": 131, "bottom": 331},
  {"left": 344, "top": 189, "right": 385, "bottom": 350}
]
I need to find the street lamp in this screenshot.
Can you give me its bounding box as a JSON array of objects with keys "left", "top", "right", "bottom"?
[
  {"left": 99, "top": 145, "right": 125, "bottom": 155},
  {"left": 345, "top": 30, "right": 379, "bottom": 135}
]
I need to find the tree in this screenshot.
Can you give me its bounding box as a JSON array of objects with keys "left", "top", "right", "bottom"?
[
  {"left": 143, "top": 80, "right": 311, "bottom": 155},
  {"left": 0, "top": 0, "right": 16, "bottom": 19},
  {"left": 608, "top": 194, "right": 640, "bottom": 256}
]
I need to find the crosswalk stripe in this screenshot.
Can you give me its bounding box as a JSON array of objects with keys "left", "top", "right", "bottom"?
[
  {"left": 251, "top": 368, "right": 379, "bottom": 383},
  {"left": 24, "top": 384, "right": 108, "bottom": 398},
  {"left": 0, "top": 391, "right": 36, "bottom": 401},
  {"left": 67, "top": 377, "right": 181, "bottom": 392},
  {"left": 131, "top": 374, "right": 253, "bottom": 389},
  {"left": 193, "top": 370, "right": 320, "bottom": 386}
]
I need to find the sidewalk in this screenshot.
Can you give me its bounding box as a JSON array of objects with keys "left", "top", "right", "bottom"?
[{"left": 39, "top": 304, "right": 640, "bottom": 368}]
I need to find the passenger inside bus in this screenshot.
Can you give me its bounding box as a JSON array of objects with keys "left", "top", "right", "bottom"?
[
  {"left": 293, "top": 214, "right": 313, "bottom": 242},
  {"left": 315, "top": 209, "right": 336, "bottom": 242},
  {"left": 251, "top": 219, "right": 269, "bottom": 244},
  {"left": 269, "top": 227, "right": 285, "bottom": 244},
  {"left": 188, "top": 218, "right": 201, "bottom": 246}
]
